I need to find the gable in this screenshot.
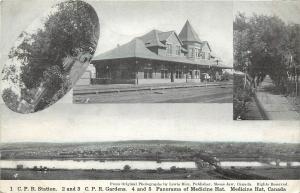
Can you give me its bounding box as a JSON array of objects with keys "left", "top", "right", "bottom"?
[
  {"left": 201, "top": 42, "right": 211, "bottom": 52},
  {"left": 166, "top": 32, "right": 183, "bottom": 46}
]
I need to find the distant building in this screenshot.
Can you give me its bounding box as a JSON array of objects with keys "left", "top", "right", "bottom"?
[
  {"left": 87, "top": 20, "right": 231, "bottom": 85},
  {"left": 16, "top": 164, "right": 24, "bottom": 170}
]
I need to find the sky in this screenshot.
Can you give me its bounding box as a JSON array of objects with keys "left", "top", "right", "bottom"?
[
  {"left": 234, "top": 1, "right": 300, "bottom": 24},
  {"left": 90, "top": 1, "right": 233, "bottom": 66},
  {"left": 0, "top": 0, "right": 233, "bottom": 67},
  {"left": 1, "top": 102, "right": 300, "bottom": 143},
  {"left": 0, "top": 0, "right": 300, "bottom": 144}
]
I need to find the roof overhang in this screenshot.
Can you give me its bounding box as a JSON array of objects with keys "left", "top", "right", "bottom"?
[{"left": 92, "top": 57, "right": 218, "bottom": 69}]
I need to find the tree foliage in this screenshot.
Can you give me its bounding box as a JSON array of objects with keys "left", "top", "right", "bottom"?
[
  {"left": 3, "top": 0, "right": 99, "bottom": 112},
  {"left": 234, "top": 13, "right": 300, "bottom": 90},
  {"left": 123, "top": 165, "right": 131, "bottom": 171},
  {"left": 2, "top": 88, "right": 19, "bottom": 112},
  {"left": 9, "top": 0, "right": 99, "bottom": 90},
  {"left": 2, "top": 65, "right": 19, "bottom": 85}
]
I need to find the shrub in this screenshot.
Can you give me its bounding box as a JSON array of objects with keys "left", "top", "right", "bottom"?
[
  {"left": 233, "top": 75, "right": 253, "bottom": 120},
  {"left": 123, "top": 165, "right": 131, "bottom": 171}
]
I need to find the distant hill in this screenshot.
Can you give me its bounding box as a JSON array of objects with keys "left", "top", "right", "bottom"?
[{"left": 1, "top": 140, "right": 299, "bottom": 150}]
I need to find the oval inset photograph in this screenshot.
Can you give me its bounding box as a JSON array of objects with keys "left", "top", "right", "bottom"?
[{"left": 1, "top": 0, "right": 100, "bottom": 113}]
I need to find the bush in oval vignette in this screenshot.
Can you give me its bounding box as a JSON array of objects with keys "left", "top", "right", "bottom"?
[{"left": 1, "top": 0, "right": 100, "bottom": 113}]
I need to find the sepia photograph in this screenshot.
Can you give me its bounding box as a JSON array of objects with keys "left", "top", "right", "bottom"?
[{"left": 233, "top": 1, "right": 300, "bottom": 120}]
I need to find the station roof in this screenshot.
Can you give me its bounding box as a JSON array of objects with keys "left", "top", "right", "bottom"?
[
  {"left": 92, "top": 23, "right": 232, "bottom": 69},
  {"left": 179, "top": 20, "right": 201, "bottom": 43},
  {"left": 93, "top": 38, "right": 161, "bottom": 61},
  {"left": 92, "top": 38, "right": 225, "bottom": 68},
  {"left": 138, "top": 30, "right": 166, "bottom": 48}
]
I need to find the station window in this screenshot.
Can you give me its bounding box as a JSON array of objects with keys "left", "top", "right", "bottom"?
[
  {"left": 195, "top": 48, "right": 201, "bottom": 58},
  {"left": 189, "top": 48, "right": 194, "bottom": 58},
  {"left": 176, "top": 71, "right": 183, "bottom": 79},
  {"left": 176, "top": 45, "right": 181, "bottom": 55},
  {"left": 166, "top": 44, "right": 172, "bottom": 55},
  {"left": 144, "top": 69, "right": 153, "bottom": 79},
  {"left": 201, "top": 52, "right": 205, "bottom": 59},
  {"left": 161, "top": 70, "right": 168, "bottom": 79}
]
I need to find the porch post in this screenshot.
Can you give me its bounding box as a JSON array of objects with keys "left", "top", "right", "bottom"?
[
  {"left": 135, "top": 59, "right": 139, "bottom": 85},
  {"left": 170, "top": 63, "right": 174, "bottom": 82}
]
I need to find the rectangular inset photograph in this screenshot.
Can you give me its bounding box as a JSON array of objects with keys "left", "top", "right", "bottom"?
[
  {"left": 233, "top": 1, "right": 300, "bottom": 120},
  {"left": 1, "top": 103, "right": 300, "bottom": 180},
  {"left": 1, "top": 140, "right": 300, "bottom": 180},
  {"left": 73, "top": 1, "right": 233, "bottom": 103}
]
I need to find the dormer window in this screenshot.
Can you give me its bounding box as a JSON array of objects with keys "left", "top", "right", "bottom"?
[
  {"left": 195, "top": 48, "right": 201, "bottom": 58},
  {"left": 189, "top": 48, "right": 194, "bottom": 58},
  {"left": 201, "top": 52, "right": 205, "bottom": 59}
]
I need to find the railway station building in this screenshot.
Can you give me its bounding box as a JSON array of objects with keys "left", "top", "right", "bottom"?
[{"left": 86, "top": 20, "right": 231, "bottom": 85}]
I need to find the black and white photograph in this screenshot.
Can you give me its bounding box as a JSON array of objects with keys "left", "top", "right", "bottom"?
[
  {"left": 72, "top": 1, "right": 233, "bottom": 103},
  {"left": 0, "top": 0, "right": 300, "bottom": 190},
  {"left": 1, "top": 0, "right": 100, "bottom": 113},
  {"left": 1, "top": 139, "right": 300, "bottom": 180},
  {"left": 0, "top": 100, "right": 299, "bottom": 180},
  {"left": 233, "top": 1, "right": 300, "bottom": 120}
]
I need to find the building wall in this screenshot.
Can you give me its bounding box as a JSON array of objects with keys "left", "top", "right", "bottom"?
[
  {"left": 147, "top": 34, "right": 187, "bottom": 58},
  {"left": 201, "top": 43, "right": 211, "bottom": 60},
  {"left": 182, "top": 41, "right": 213, "bottom": 61},
  {"left": 137, "top": 78, "right": 201, "bottom": 84},
  {"left": 157, "top": 48, "right": 166, "bottom": 56},
  {"left": 184, "top": 42, "right": 202, "bottom": 59},
  {"left": 164, "top": 33, "right": 185, "bottom": 57},
  {"left": 94, "top": 59, "right": 207, "bottom": 85}
]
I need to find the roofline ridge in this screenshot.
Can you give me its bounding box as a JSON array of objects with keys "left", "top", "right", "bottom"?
[
  {"left": 171, "top": 31, "right": 184, "bottom": 46},
  {"left": 158, "top": 30, "right": 174, "bottom": 33}
]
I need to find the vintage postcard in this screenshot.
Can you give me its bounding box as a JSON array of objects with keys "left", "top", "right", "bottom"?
[{"left": 0, "top": 0, "right": 299, "bottom": 193}]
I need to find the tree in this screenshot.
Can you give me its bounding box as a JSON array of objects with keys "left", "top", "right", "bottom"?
[
  {"left": 5, "top": 0, "right": 100, "bottom": 112},
  {"left": 2, "top": 65, "right": 19, "bottom": 85},
  {"left": 234, "top": 13, "right": 293, "bottom": 89},
  {"left": 156, "top": 167, "right": 163, "bottom": 173},
  {"left": 123, "top": 165, "right": 131, "bottom": 171},
  {"left": 287, "top": 24, "right": 300, "bottom": 90},
  {"left": 2, "top": 88, "right": 19, "bottom": 112},
  {"left": 10, "top": 0, "right": 99, "bottom": 89},
  {"left": 170, "top": 166, "right": 177, "bottom": 172}
]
